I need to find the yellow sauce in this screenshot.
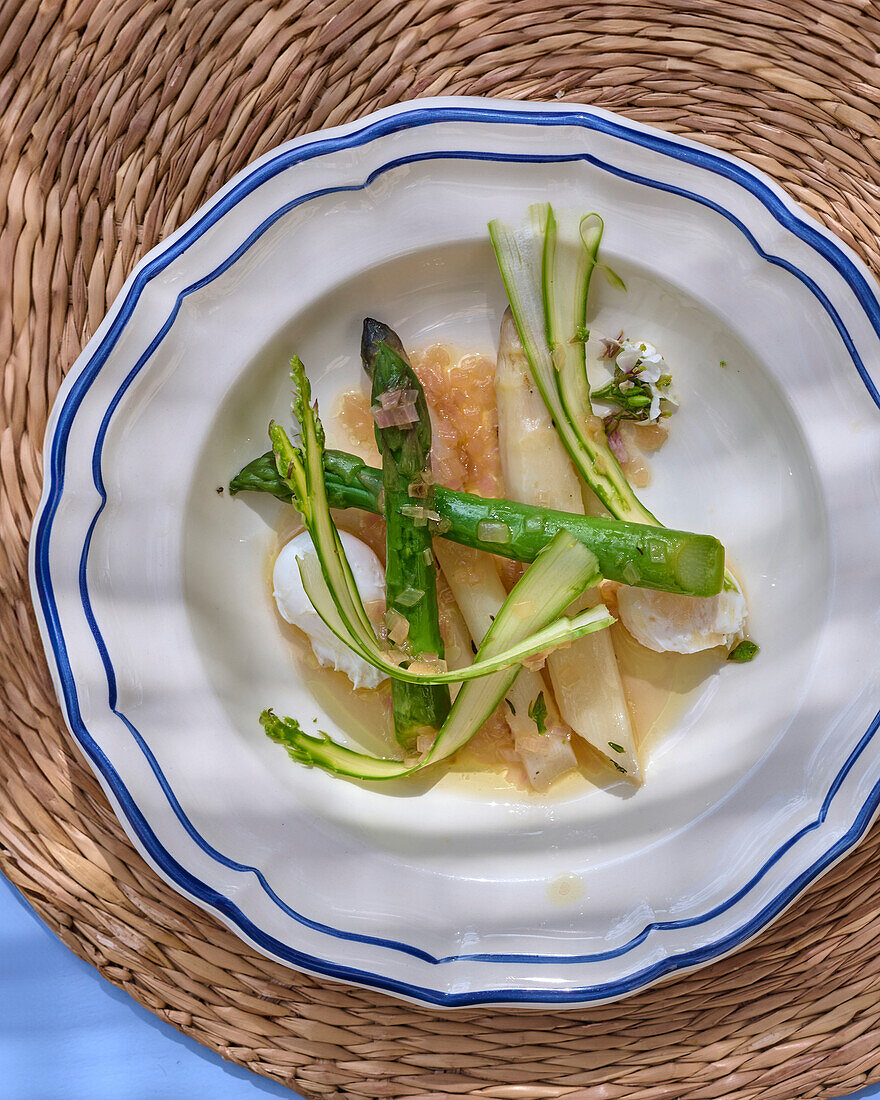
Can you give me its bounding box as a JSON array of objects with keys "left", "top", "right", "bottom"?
[{"left": 547, "top": 872, "right": 586, "bottom": 906}]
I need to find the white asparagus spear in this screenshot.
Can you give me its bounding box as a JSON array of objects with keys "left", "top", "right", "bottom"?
[
  {"left": 496, "top": 310, "right": 640, "bottom": 780},
  {"left": 494, "top": 328, "right": 583, "bottom": 515},
  {"left": 434, "top": 539, "right": 578, "bottom": 790}
]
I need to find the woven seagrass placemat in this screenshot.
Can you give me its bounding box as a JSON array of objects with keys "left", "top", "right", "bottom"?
[{"left": 3, "top": 0, "right": 880, "bottom": 1095}]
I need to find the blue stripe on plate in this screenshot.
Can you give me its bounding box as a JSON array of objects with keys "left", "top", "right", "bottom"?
[{"left": 31, "top": 103, "right": 880, "bottom": 1005}]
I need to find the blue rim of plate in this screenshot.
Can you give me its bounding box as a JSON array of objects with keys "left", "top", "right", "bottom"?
[{"left": 31, "top": 101, "right": 880, "bottom": 1006}]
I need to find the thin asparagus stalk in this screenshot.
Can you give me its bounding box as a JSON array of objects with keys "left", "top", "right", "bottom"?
[
  {"left": 361, "top": 319, "right": 450, "bottom": 750},
  {"left": 230, "top": 451, "right": 725, "bottom": 598}
]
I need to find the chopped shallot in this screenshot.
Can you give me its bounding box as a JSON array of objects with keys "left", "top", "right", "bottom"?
[
  {"left": 385, "top": 609, "right": 410, "bottom": 646},
  {"left": 476, "top": 519, "right": 511, "bottom": 544},
  {"left": 395, "top": 587, "right": 425, "bottom": 608},
  {"left": 415, "top": 732, "right": 436, "bottom": 757},
  {"left": 379, "top": 387, "right": 419, "bottom": 410},
  {"left": 372, "top": 403, "right": 419, "bottom": 428},
  {"left": 607, "top": 429, "right": 628, "bottom": 464}
]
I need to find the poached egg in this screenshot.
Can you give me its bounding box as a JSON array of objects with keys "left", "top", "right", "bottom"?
[
  {"left": 273, "top": 530, "right": 388, "bottom": 690},
  {"left": 616, "top": 585, "right": 747, "bottom": 654}
]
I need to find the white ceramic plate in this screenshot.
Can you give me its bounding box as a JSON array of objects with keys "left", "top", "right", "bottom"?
[{"left": 30, "top": 97, "right": 880, "bottom": 1007}]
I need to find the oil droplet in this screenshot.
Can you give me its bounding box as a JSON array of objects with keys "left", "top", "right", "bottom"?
[{"left": 547, "top": 873, "right": 585, "bottom": 906}]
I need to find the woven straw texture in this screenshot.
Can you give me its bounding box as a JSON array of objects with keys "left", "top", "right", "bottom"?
[{"left": 3, "top": 0, "right": 880, "bottom": 1095}]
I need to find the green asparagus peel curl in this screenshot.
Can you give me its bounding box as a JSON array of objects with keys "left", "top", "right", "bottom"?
[
  {"left": 268, "top": 359, "right": 616, "bottom": 685},
  {"left": 361, "top": 318, "right": 450, "bottom": 748},
  {"left": 231, "top": 449, "right": 725, "bottom": 598},
  {"left": 261, "top": 527, "right": 613, "bottom": 781}
]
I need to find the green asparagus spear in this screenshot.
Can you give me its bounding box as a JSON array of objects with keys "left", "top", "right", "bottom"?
[
  {"left": 230, "top": 449, "right": 725, "bottom": 598},
  {"left": 361, "top": 319, "right": 450, "bottom": 750}
]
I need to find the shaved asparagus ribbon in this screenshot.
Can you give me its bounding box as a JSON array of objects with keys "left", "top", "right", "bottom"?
[
  {"left": 489, "top": 205, "right": 741, "bottom": 594},
  {"left": 262, "top": 522, "right": 611, "bottom": 780},
  {"left": 270, "top": 358, "right": 613, "bottom": 687}
]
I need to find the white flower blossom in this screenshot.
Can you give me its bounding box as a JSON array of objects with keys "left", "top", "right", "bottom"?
[
  {"left": 635, "top": 341, "right": 664, "bottom": 364},
  {"left": 591, "top": 333, "right": 679, "bottom": 425},
  {"left": 640, "top": 361, "right": 663, "bottom": 385},
  {"left": 615, "top": 346, "right": 641, "bottom": 372}
]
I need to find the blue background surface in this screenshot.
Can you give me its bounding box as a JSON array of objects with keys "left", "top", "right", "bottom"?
[
  {"left": 0, "top": 874, "right": 296, "bottom": 1098},
  {"left": 2, "top": 869, "right": 880, "bottom": 1099}
]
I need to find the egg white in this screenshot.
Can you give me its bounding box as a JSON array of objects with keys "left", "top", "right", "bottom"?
[
  {"left": 616, "top": 586, "right": 747, "bottom": 654},
  {"left": 273, "top": 530, "right": 388, "bottom": 689}
]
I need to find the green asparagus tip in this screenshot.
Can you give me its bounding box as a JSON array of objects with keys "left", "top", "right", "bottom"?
[
  {"left": 268, "top": 422, "right": 308, "bottom": 513},
  {"left": 362, "top": 318, "right": 406, "bottom": 374},
  {"left": 727, "top": 640, "right": 759, "bottom": 663},
  {"left": 228, "top": 450, "right": 294, "bottom": 500},
  {"left": 262, "top": 709, "right": 307, "bottom": 758},
  {"left": 289, "top": 355, "right": 310, "bottom": 424},
  {"left": 261, "top": 708, "right": 327, "bottom": 767},
  {"left": 289, "top": 355, "right": 308, "bottom": 389},
  {"left": 268, "top": 420, "right": 292, "bottom": 459}
]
